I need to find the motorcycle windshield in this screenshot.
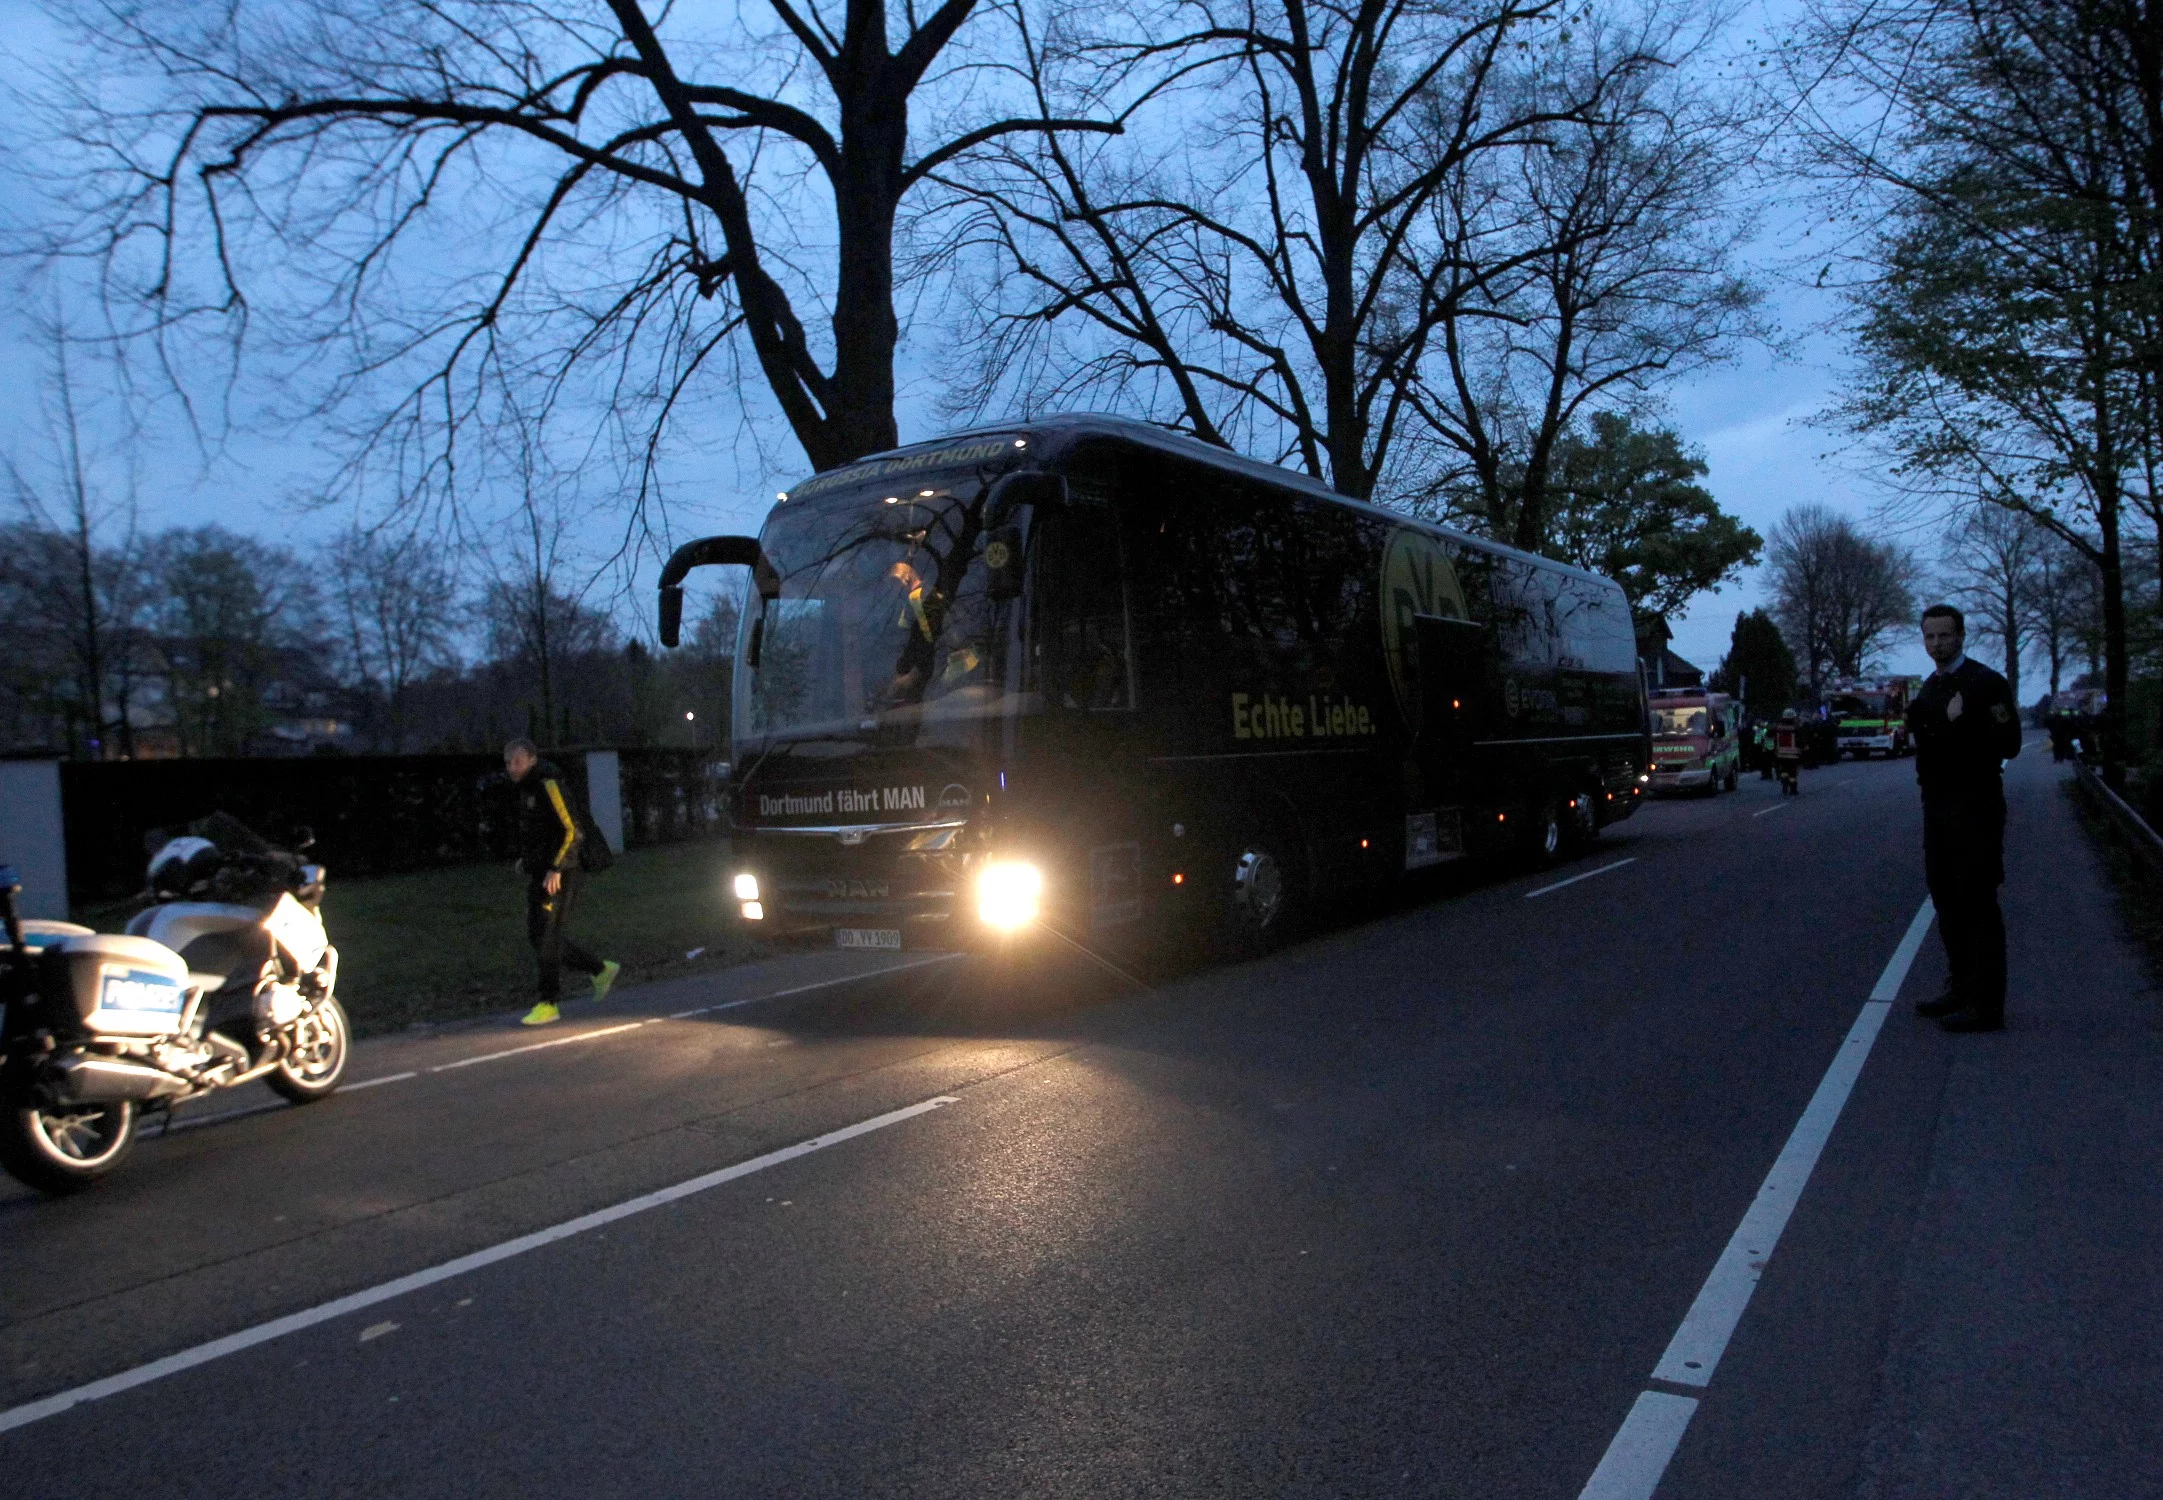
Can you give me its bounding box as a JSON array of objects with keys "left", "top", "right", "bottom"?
[{"left": 734, "top": 472, "right": 1026, "bottom": 754}]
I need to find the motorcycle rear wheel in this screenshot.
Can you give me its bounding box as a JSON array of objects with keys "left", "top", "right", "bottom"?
[
  {"left": 268, "top": 996, "right": 350, "bottom": 1104},
  {"left": 0, "top": 1077, "right": 136, "bottom": 1195}
]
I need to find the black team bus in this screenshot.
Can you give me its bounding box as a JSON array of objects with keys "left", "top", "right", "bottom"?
[{"left": 658, "top": 415, "right": 1650, "bottom": 958}]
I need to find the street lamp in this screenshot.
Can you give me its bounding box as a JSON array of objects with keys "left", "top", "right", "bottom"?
[{"left": 685, "top": 709, "right": 697, "bottom": 749}]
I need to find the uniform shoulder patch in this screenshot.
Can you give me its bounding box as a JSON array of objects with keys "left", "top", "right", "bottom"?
[{"left": 1990, "top": 702, "right": 2012, "bottom": 723}]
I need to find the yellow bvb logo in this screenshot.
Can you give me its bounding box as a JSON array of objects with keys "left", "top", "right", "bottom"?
[{"left": 1380, "top": 527, "right": 1468, "bottom": 720}]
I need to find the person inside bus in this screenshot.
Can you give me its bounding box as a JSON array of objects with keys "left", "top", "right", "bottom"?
[{"left": 884, "top": 556, "right": 941, "bottom": 706}]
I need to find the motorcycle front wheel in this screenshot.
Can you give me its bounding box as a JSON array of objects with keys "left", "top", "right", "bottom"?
[
  {"left": 0, "top": 1075, "right": 136, "bottom": 1195},
  {"left": 268, "top": 996, "right": 350, "bottom": 1104}
]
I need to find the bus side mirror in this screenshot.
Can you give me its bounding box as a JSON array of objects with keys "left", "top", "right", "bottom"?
[
  {"left": 985, "top": 471, "right": 1065, "bottom": 527},
  {"left": 657, "top": 535, "right": 777, "bottom": 648},
  {"left": 985, "top": 527, "right": 1024, "bottom": 600}
]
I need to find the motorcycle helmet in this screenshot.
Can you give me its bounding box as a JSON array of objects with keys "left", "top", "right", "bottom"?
[{"left": 147, "top": 836, "right": 222, "bottom": 897}]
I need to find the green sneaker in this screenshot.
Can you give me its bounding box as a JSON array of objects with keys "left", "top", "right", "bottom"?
[
  {"left": 591, "top": 959, "right": 622, "bottom": 1003},
  {"left": 520, "top": 1001, "right": 561, "bottom": 1027}
]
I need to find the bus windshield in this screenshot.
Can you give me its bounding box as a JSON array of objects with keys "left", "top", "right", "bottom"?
[{"left": 735, "top": 476, "right": 1019, "bottom": 747}]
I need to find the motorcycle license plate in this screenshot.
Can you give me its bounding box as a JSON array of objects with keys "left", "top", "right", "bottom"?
[{"left": 835, "top": 928, "right": 903, "bottom": 951}]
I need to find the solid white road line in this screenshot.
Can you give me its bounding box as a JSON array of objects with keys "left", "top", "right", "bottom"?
[
  {"left": 1523, "top": 858, "right": 1638, "bottom": 900},
  {"left": 1751, "top": 801, "right": 1790, "bottom": 819},
  {"left": 1579, "top": 1392, "right": 1700, "bottom": 1500},
  {"left": 1576, "top": 896, "right": 1937, "bottom": 1500},
  {"left": 340, "top": 1070, "right": 419, "bottom": 1092},
  {"left": 1870, "top": 902, "right": 1939, "bottom": 1002},
  {"left": 0, "top": 1093, "right": 961, "bottom": 1437},
  {"left": 428, "top": 1020, "right": 649, "bottom": 1073}
]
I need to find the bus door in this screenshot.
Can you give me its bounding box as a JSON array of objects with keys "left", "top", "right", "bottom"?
[
  {"left": 1413, "top": 612, "right": 1490, "bottom": 839},
  {"left": 1028, "top": 498, "right": 1143, "bottom": 935}
]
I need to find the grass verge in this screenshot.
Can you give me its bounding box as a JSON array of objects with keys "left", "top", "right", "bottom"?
[{"left": 321, "top": 840, "right": 763, "bottom": 1035}]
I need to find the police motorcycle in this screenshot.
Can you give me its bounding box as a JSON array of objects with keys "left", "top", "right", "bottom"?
[{"left": 0, "top": 821, "right": 349, "bottom": 1194}]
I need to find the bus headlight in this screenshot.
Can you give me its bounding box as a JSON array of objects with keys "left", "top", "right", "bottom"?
[
  {"left": 976, "top": 861, "right": 1043, "bottom": 930},
  {"left": 741, "top": 901, "right": 765, "bottom": 921},
  {"left": 732, "top": 872, "right": 760, "bottom": 901}
]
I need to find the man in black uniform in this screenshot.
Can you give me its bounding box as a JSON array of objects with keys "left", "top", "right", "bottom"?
[
  {"left": 1906, "top": 605, "right": 2024, "bottom": 1032},
  {"left": 505, "top": 738, "right": 620, "bottom": 1027}
]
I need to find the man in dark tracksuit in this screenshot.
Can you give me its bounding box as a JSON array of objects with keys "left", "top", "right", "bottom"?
[
  {"left": 1906, "top": 605, "right": 2023, "bottom": 1032},
  {"left": 505, "top": 738, "right": 619, "bottom": 1027}
]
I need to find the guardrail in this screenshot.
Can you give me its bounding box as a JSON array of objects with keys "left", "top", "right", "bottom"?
[{"left": 2072, "top": 759, "right": 2163, "bottom": 880}]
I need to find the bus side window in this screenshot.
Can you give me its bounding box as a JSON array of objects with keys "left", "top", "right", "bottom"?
[
  {"left": 1041, "top": 506, "right": 1134, "bottom": 712},
  {"left": 1495, "top": 558, "right": 1562, "bottom": 666}
]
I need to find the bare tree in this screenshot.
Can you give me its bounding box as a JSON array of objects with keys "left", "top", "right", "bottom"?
[
  {"left": 1414, "top": 8, "right": 1768, "bottom": 547},
  {"left": 943, "top": 0, "right": 1630, "bottom": 500},
  {"left": 327, "top": 527, "right": 465, "bottom": 752},
  {"left": 2022, "top": 532, "right": 2094, "bottom": 697},
  {"left": 140, "top": 527, "right": 306, "bottom": 756},
  {"left": 944, "top": 0, "right": 1761, "bottom": 530},
  {"left": 482, "top": 467, "right": 619, "bottom": 748},
  {"left": 1940, "top": 502, "right": 2044, "bottom": 701},
  {"left": 1766, "top": 503, "right": 1919, "bottom": 694},
  {"left": 4, "top": 332, "right": 145, "bottom": 758},
  {"left": 49, "top": 0, "right": 1119, "bottom": 534}
]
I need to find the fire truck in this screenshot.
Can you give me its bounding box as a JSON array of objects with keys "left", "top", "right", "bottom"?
[
  {"left": 1648, "top": 688, "right": 1741, "bottom": 794},
  {"left": 1826, "top": 678, "right": 1919, "bottom": 758}
]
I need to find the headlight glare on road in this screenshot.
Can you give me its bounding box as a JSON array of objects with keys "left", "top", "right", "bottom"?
[
  {"left": 732, "top": 872, "right": 760, "bottom": 901},
  {"left": 976, "top": 861, "right": 1043, "bottom": 930},
  {"left": 741, "top": 900, "right": 764, "bottom": 921}
]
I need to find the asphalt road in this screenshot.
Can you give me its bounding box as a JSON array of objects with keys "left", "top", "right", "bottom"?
[{"left": 0, "top": 745, "right": 2138, "bottom": 1497}]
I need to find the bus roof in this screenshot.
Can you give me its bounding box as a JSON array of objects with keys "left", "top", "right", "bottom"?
[{"left": 793, "top": 412, "right": 1621, "bottom": 592}]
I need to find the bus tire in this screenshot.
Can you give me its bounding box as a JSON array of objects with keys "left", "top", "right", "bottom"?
[
  {"left": 1223, "top": 828, "right": 1302, "bottom": 957},
  {"left": 1567, "top": 790, "right": 1600, "bottom": 848},
  {"left": 1527, "top": 795, "right": 1566, "bottom": 867}
]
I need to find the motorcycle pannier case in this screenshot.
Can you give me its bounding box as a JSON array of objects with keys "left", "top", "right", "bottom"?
[{"left": 38, "top": 934, "right": 194, "bottom": 1038}]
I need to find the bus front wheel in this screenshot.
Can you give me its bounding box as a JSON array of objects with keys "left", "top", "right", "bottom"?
[
  {"left": 1568, "top": 791, "right": 1600, "bottom": 847},
  {"left": 1224, "top": 835, "right": 1301, "bottom": 956},
  {"left": 1527, "top": 796, "right": 1566, "bottom": 867}
]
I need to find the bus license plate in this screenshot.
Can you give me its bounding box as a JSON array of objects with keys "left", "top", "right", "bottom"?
[{"left": 835, "top": 928, "right": 903, "bottom": 951}]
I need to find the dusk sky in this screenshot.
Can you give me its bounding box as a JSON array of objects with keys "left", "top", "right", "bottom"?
[{"left": 0, "top": 0, "right": 1935, "bottom": 681}]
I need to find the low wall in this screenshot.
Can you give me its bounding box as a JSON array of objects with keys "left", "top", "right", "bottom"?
[{"left": 59, "top": 748, "right": 726, "bottom": 904}]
